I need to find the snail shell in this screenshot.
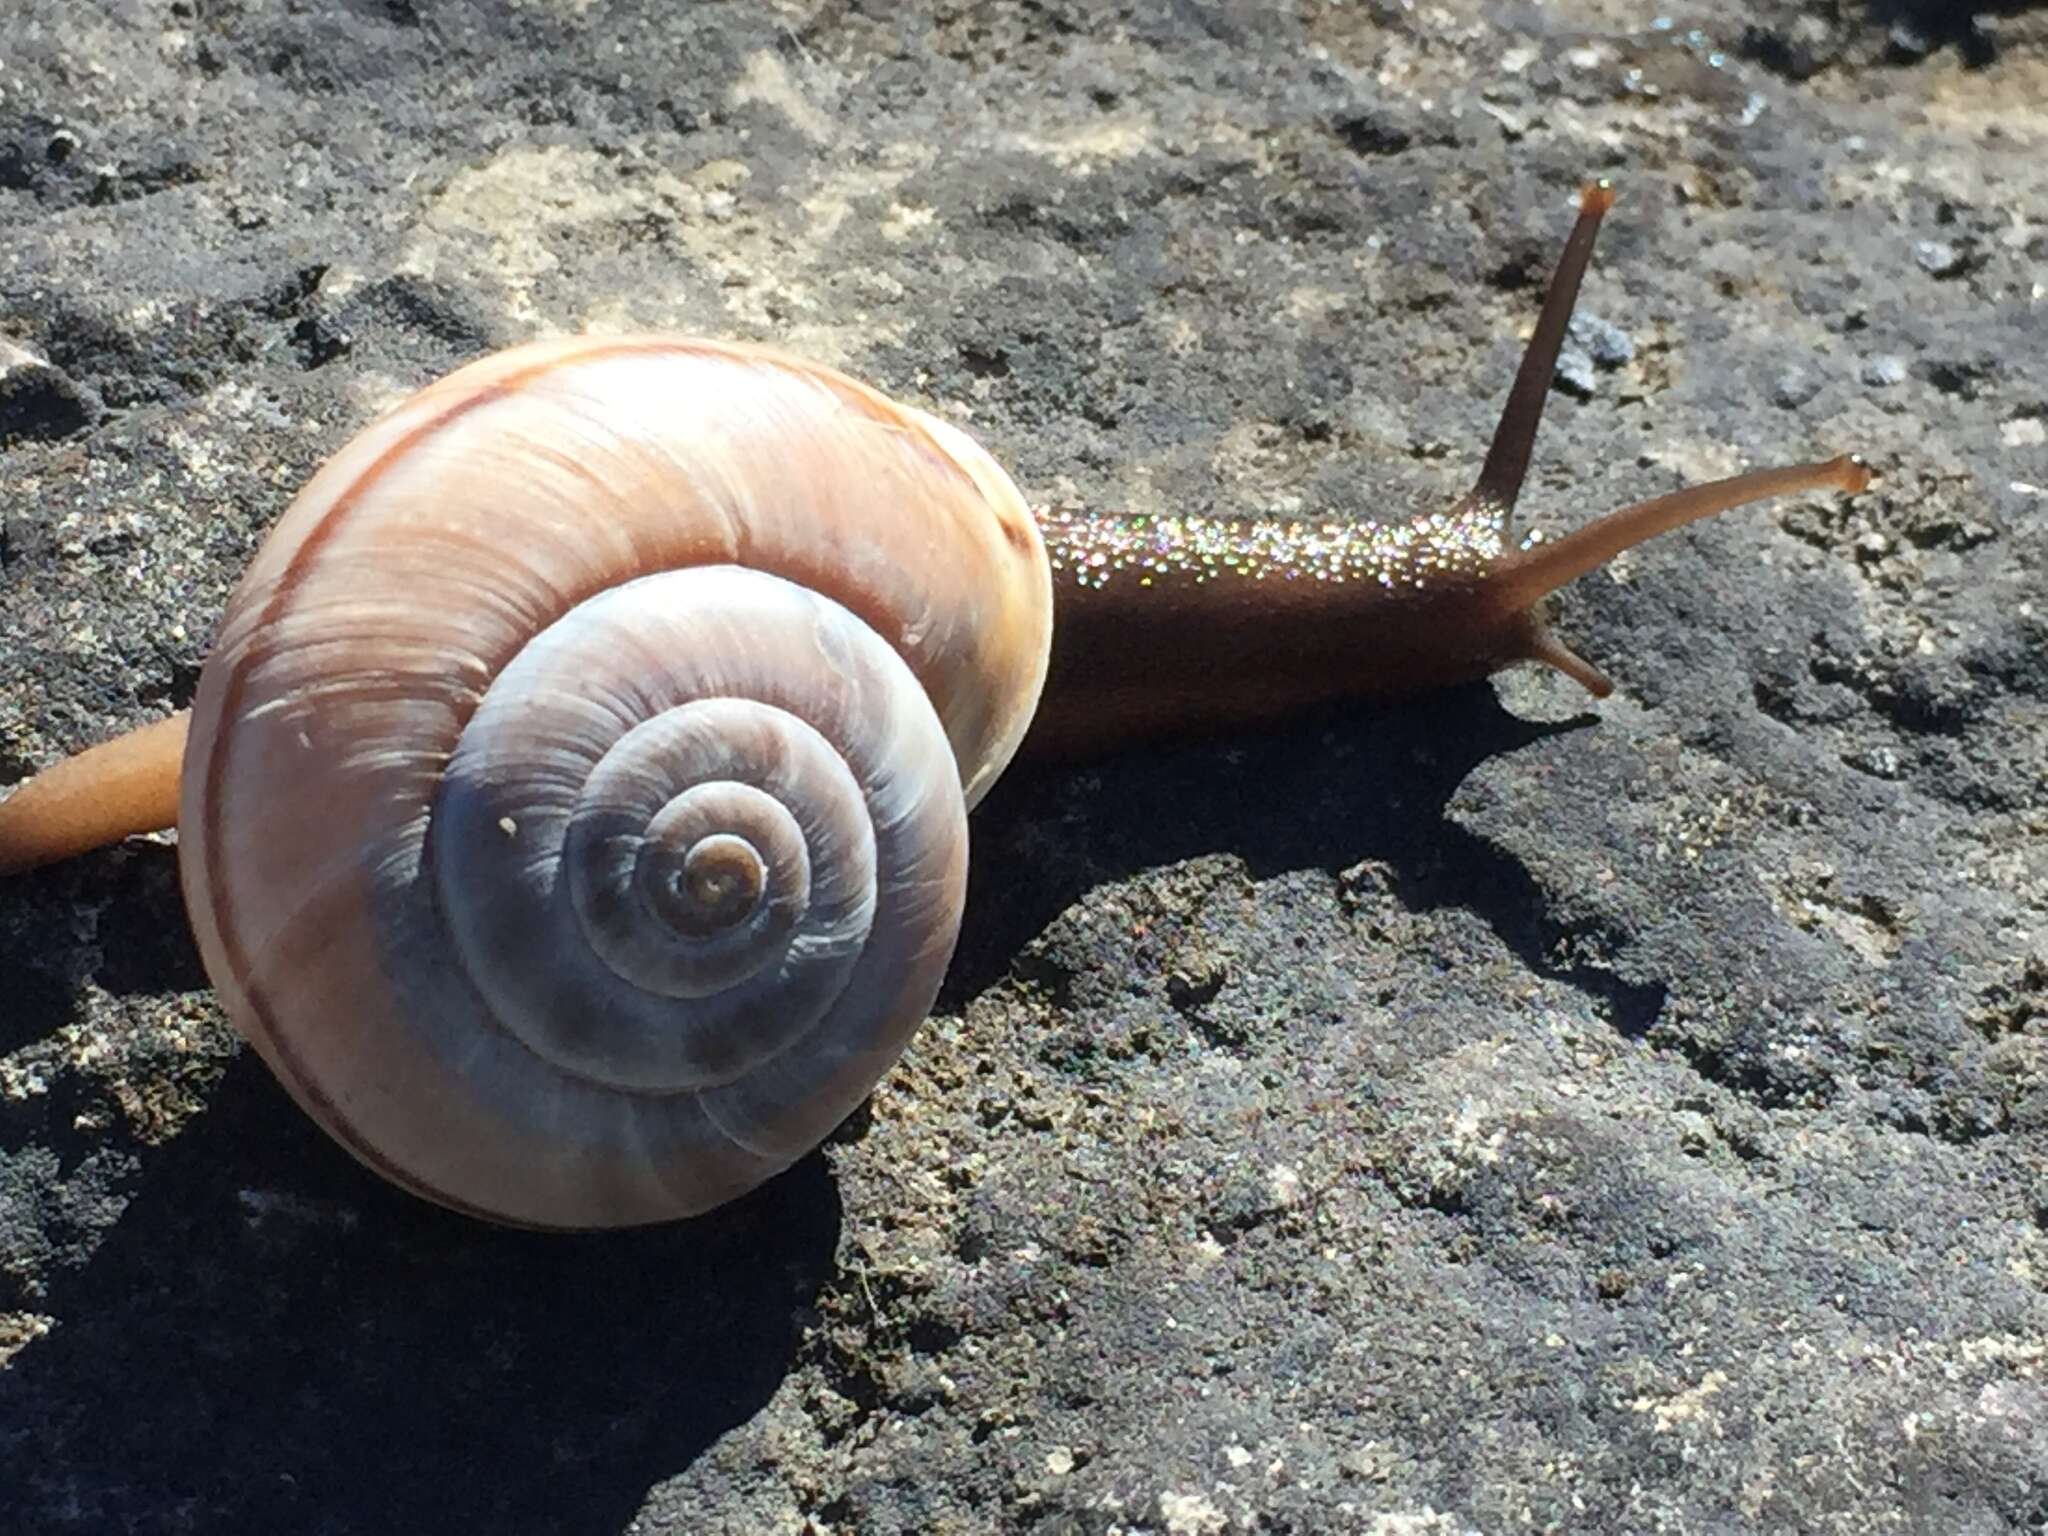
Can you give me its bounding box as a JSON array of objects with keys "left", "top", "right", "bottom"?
[{"left": 180, "top": 336, "right": 1052, "bottom": 1228}]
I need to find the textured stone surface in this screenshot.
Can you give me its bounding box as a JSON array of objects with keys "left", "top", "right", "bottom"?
[{"left": 2, "top": 2, "right": 2046, "bottom": 1532}]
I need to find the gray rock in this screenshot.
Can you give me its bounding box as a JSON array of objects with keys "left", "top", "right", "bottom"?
[
  {"left": 2, "top": 2, "right": 2045, "bottom": 1534},
  {"left": 1862, "top": 353, "right": 1910, "bottom": 387}
]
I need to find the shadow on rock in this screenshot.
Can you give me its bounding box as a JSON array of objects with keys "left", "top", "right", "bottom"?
[
  {"left": 0, "top": 1055, "right": 841, "bottom": 1535},
  {"left": 1867, "top": 0, "right": 2046, "bottom": 65},
  {"left": 951, "top": 685, "right": 1662, "bottom": 1030},
  {"left": 0, "top": 840, "right": 197, "bottom": 1060},
  {"left": 85, "top": 839, "right": 208, "bottom": 997}
]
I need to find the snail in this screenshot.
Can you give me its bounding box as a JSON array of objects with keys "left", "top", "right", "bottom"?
[{"left": 0, "top": 183, "right": 1868, "bottom": 1228}]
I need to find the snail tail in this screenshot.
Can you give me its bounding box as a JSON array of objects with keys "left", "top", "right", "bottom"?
[{"left": 0, "top": 709, "right": 189, "bottom": 874}]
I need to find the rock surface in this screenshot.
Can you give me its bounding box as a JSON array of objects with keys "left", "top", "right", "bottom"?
[{"left": 2, "top": 2, "right": 2046, "bottom": 1532}]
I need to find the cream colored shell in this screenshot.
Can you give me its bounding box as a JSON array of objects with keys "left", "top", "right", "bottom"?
[{"left": 177, "top": 336, "right": 1053, "bottom": 1227}]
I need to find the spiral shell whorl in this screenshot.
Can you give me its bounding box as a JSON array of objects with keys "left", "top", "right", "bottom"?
[
  {"left": 432, "top": 566, "right": 960, "bottom": 1100},
  {"left": 178, "top": 337, "right": 1048, "bottom": 1226}
]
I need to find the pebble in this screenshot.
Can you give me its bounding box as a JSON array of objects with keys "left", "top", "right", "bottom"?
[
  {"left": 1861, "top": 355, "right": 1908, "bottom": 388},
  {"left": 1914, "top": 240, "right": 1963, "bottom": 278},
  {"left": 1570, "top": 312, "right": 1635, "bottom": 367},
  {"left": 1554, "top": 346, "right": 1598, "bottom": 398},
  {"left": 1554, "top": 313, "right": 1632, "bottom": 398}
]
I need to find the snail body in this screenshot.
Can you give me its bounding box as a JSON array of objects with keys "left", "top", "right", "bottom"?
[{"left": 0, "top": 185, "right": 1868, "bottom": 1227}]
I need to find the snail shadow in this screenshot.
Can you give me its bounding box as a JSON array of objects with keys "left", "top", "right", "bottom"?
[
  {"left": 953, "top": 683, "right": 1662, "bottom": 1033},
  {"left": 0, "top": 1053, "right": 841, "bottom": 1535},
  {"left": 0, "top": 839, "right": 199, "bottom": 1061}
]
